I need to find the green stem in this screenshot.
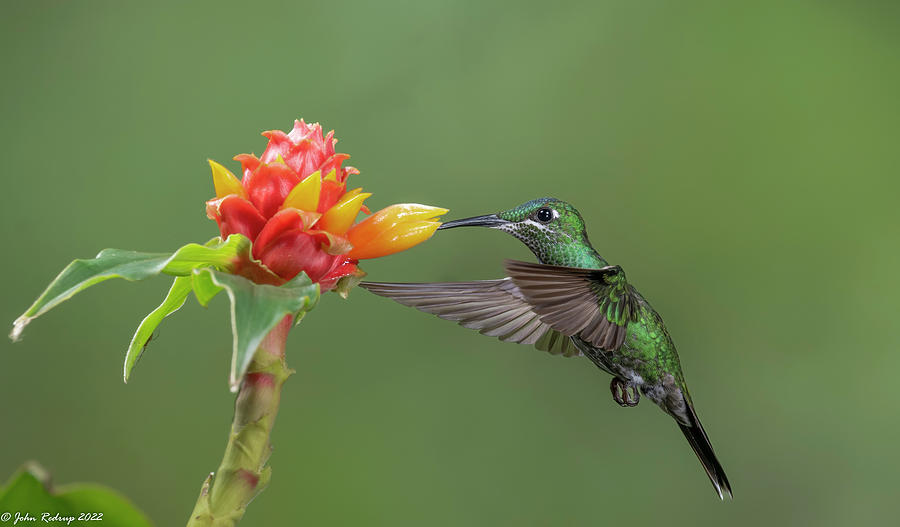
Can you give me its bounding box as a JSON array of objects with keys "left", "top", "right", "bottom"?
[{"left": 187, "top": 315, "right": 294, "bottom": 527}]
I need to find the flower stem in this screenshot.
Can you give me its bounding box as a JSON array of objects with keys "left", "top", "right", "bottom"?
[{"left": 187, "top": 316, "right": 294, "bottom": 527}]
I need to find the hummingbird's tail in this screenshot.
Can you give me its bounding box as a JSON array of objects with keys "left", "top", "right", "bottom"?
[{"left": 678, "top": 404, "right": 733, "bottom": 500}]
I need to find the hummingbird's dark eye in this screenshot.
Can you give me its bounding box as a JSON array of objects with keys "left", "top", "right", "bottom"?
[{"left": 536, "top": 207, "right": 554, "bottom": 223}]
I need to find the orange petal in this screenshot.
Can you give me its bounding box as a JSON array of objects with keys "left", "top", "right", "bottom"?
[
  {"left": 347, "top": 220, "right": 441, "bottom": 259},
  {"left": 346, "top": 203, "right": 448, "bottom": 247},
  {"left": 318, "top": 188, "right": 371, "bottom": 235},
  {"left": 209, "top": 159, "right": 245, "bottom": 199},
  {"left": 281, "top": 171, "right": 321, "bottom": 211}
]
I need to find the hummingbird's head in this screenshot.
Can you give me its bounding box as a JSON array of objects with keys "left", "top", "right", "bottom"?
[{"left": 438, "top": 198, "right": 598, "bottom": 266}]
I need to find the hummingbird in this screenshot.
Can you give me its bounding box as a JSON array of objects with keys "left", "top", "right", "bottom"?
[{"left": 360, "top": 198, "right": 732, "bottom": 499}]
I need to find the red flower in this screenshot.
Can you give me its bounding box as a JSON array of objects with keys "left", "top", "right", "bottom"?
[{"left": 206, "top": 120, "right": 446, "bottom": 289}]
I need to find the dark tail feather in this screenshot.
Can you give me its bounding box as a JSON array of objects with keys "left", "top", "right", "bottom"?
[{"left": 679, "top": 405, "right": 733, "bottom": 500}]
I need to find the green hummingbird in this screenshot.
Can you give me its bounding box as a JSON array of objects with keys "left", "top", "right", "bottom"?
[{"left": 360, "top": 198, "right": 732, "bottom": 499}]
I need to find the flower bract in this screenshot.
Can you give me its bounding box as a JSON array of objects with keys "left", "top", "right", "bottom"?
[{"left": 206, "top": 120, "right": 446, "bottom": 289}]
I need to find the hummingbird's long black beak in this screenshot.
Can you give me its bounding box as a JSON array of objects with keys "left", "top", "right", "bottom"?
[{"left": 437, "top": 214, "right": 508, "bottom": 230}]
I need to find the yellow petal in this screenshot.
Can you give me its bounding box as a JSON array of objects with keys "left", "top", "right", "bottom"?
[
  {"left": 379, "top": 203, "right": 448, "bottom": 222},
  {"left": 209, "top": 159, "right": 245, "bottom": 199},
  {"left": 282, "top": 171, "right": 321, "bottom": 211},
  {"left": 347, "top": 203, "right": 448, "bottom": 246},
  {"left": 341, "top": 187, "right": 363, "bottom": 200},
  {"left": 318, "top": 189, "right": 372, "bottom": 235},
  {"left": 347, "top": 220, "right": 440, "bottom": 260},
  {"left": 324, "top": 168, "right": 338, "bottom": 182}
]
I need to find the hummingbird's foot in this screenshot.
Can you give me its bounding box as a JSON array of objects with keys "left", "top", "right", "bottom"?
[{"left": 610, "top": 378, "right": 640, "bottom": 407}]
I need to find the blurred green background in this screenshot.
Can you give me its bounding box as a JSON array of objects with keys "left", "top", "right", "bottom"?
[{"left": 2, "top": 1, "right": 898, "bottom": 525}]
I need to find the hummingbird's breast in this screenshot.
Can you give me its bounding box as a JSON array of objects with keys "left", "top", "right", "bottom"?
[{"left": 573, "top": 294, "right": 687, "bottom": 415}]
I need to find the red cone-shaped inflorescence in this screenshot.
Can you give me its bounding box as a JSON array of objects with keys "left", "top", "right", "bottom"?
[{"left": 206, "top": 120, "right": 446, "bottom": 290}]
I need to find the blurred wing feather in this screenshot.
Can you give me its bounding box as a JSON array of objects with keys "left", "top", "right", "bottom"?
[
  {"left": 360, "top": 279, "right": 580, "bottom": 357},
  {"left": 504, "top": 260, "right": 639, "bottom": 352}
]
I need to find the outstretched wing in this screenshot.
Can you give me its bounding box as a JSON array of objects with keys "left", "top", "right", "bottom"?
[
  {"left": 359, "top": 279, "right": 579, "bottom": 357},
  {"left": 503, "top": 260, "right": 639, "bottom": 351}
]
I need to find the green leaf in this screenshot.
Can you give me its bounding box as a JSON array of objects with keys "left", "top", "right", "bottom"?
[
  {"left": 0, "top": 462, "right": 153, "bottom": 527},
  {"left": 160, "top": 234, "right": 251, "bottom": 275},
  {"left": 123, "top": 276, "right": 193, "bottom": 383},
  {"left": 192, "top": 269, "right": 319, "bottom": 391},
  {"left": 10, "top": 235, "right": 251, "bottom": 342},
  {"left": 190, "top": 270, "right": 224, "bottom": 307}
]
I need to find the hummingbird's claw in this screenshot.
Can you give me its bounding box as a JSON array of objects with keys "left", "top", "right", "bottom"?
[{"left": 610, "top": 378, "right": 640, "bottom": 407}]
